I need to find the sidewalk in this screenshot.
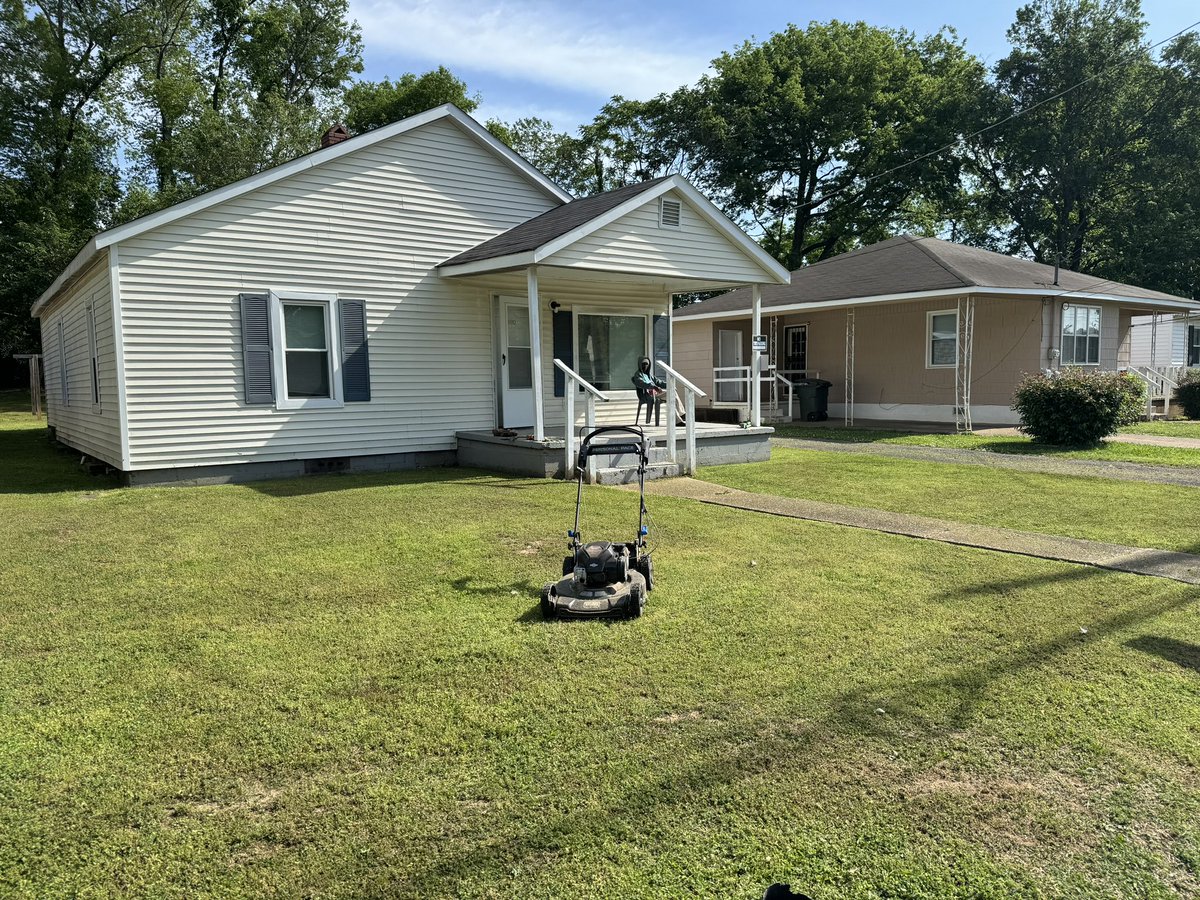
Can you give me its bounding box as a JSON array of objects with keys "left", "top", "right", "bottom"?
[
  {"left": 641, "top": 478, "right": 1200, "bottom": 586},
  {"left": 974, "top": 426, "right": 1200, "bottom": 451},
  {"left": 771, "top": 437, "right": 1200, "bottom": 488}
]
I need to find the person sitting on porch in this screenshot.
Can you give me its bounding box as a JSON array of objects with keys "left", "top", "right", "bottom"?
[{"left": 632, "top": 357, "right": 684, "bottom": 425}]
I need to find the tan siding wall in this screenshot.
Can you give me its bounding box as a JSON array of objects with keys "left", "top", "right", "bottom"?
[
  {"left": 671, "top": 319, "right": 714, "bottom": 400},
  {"left": 676, "top": 295, "right": 1046, "bottom": 419},
  {"left": 116, "top": 118, "right": 559, "bottom": 470},
  {"left": 39, "top": 253, "right": 123, "bottom": 466},
  {"left": 545, "top": 189, "right": 767, "bottom": 283}
]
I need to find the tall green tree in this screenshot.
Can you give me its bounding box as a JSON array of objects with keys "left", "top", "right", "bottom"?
[
  {"left": 0, "top": 0, "right": 167, "bottom": 356},
  {"left": 345, "top": 67, "right": 476, "bottom": 134},
  {"left": 673, "top": 21, "right": 986, "bottom": 268},
  {"left": 966, "top": 0, "right": 1155, "bottom": 271}
]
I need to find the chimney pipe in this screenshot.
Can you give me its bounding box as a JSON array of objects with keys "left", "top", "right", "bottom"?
[{"left": 320, "top": 124, "right": 349, "bottom": 149}]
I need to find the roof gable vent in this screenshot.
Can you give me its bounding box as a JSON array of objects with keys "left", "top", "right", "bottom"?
[{"left": 659, "top": 197, "right": 682, "bottom": 228}]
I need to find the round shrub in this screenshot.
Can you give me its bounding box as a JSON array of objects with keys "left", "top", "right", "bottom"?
[
  {"left": 1012, "top": 368, "right": 1146, "bottom": 447},
  {"left": 1176, "top": 369, "right": 1200, "bottom": 419}
]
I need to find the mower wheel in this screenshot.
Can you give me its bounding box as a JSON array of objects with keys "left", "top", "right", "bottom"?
[
  {"left": 627, "top": 583, "right": 644, "bottom": 619},
  {"left": 636, "top": 555, "right": 654, "bottom": 591},
  {"left": 540, "top": 585, "right": 557, "bottom": 620},
  {"left": 562, "top": 555, "right": 575, "bottom": 577}
]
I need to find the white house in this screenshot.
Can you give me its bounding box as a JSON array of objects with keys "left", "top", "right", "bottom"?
[
  {"left": 31, "top": 105, "right": 789, "bottom": 485},
  {"left": 1127, "top": 313, "right": 1199, "bottom": 368}
]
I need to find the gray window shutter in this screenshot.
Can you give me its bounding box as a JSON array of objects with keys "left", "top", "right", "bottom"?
[
  {"left": 653, "top": 314, "right": 671, "bottom": 368},
  {"left": 552, "top": 308, "right": 573, "bottom": 397},
  {"left": 339, "top": 299, "right": 371, "bottom": 402},
  {"left": 239, "top": 293, "right": 273, "bottom": 405}
]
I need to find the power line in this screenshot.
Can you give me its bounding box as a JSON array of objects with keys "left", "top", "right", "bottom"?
[{"left": 802, "top": 15, "right": 1200, "bottom": 219}]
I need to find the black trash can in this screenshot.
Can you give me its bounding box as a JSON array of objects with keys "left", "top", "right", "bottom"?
[{"left": 793, "top": 378, "right": 832, "bottom": 421}]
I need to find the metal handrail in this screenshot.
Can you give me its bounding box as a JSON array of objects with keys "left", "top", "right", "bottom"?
[
  {"left": 655, "top": 360, "right": 703, "bottom": 475},
  {"left": 554, "top": 359, "right": 610, "bottom": 480},
  {"left": 655, "top": 361, "right": 707, "bottom": 398},
  {"left": 554, "top": 358, "right": 610, "bottom": 400}
]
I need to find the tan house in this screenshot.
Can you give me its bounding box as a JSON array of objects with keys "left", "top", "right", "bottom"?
[{"left": 673, "top": 235, "right": 1200, "bottom": 428}]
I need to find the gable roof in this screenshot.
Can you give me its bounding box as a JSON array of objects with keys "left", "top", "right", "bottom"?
[
  {"left": 440, "top": 176, "right": 672, "bottom": 268},
  {"left": 438, "top": 174, "right": 790, "bottom": 284},
  {"left": 32, "top": 104, "right": 572, "bottom": 317},
  {"left": 676, "top": 234, "right": 1197, "bottom": 318}
]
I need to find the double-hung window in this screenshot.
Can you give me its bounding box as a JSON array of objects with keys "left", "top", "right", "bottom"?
[
  {"left": 270, "top": 291, "right": 342, "bottom": 408},
  {"left": 927, "top": 309, "right": 958, "bottom": 368},
  {"left": 577, "top": 313, "right": 648, "bottom": 392},
  {"left": 1061, "top": 304, "right": 1101, "bottom": 365},
  {"left": 57, "top": 319, "right": 69, "bottom": 406},
  {"left": 86, "top": 299, "right": 100, "bottom": 408}
]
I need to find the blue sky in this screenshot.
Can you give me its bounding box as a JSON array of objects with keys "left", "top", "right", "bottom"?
[{"left": 348, "top": 0, "right": 1198, "bottom": 132}]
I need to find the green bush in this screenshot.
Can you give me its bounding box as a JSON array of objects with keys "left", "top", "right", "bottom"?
[
  {"left": 1176, "top": 369, "right": 1200, "bottom": 419},
  {"left": 1012, "top": 368, "right": 1146, "bottom": 446}
]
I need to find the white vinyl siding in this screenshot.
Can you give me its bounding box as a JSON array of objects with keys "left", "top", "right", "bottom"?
[
  {"left": 1127, "top": 314, "right": 1191, "bottom": 366},
  {"left": 115, "top": 117, "right": 558, "bottom": 470},
  {"left": 544, "top": 190, "right": 768, "bottom": 283},
  {"left": 39, "top": 252, "right": 123, "bottom": 466}
]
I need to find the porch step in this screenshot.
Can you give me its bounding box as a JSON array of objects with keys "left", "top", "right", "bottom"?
[{"left": 593, "top": 462, "right": 682, "bottom": 485}]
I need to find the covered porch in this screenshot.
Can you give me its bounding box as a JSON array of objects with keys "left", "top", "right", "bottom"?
[{"left": 436, "top": 174, "right": 791, "bottom": 478}]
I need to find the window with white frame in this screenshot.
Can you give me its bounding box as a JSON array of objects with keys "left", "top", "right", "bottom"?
[
  {"left": 577, "top": 313, "right": 647, "bottom": 391},
  {"left": 268, "top": 291, "right": 343, "bottom": 408},
  {"left": 57, "top": 319, "right": 68, "bottom": 405},
  {"left": 86, "top": 299, "right": 100, "bottom": 408},
  {"left": 927, "top": 309, "right": 958, "bottom": 368},
  {"left": 1189, "top": 324, "right": 1200, "bottom": 367},
  {"left": 1061, "top": 304, "right": 1101, "bottom": 365}
]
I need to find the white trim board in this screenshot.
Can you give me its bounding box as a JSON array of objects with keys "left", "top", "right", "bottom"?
[
  {"left": 32, "top": 105, "right": 572, "bottom": 317},
  {"left": 438, "top": 174, "right": 792, "bottom": 286},
  {"left": 677, "top": 286, "right": 1200, "bottom": 322}
]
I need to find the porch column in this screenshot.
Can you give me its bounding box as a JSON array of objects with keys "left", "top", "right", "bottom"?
[
  {"left": 527, "top": 266, "right": 545, "bottom": 441},
  {"left": 751, "top": 283, "right": 762, "bottom": 428}
]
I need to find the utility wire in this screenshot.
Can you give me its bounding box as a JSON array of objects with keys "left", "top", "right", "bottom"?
[{"left": 798, "top": 15, "right": 1200, "bottom": 219}]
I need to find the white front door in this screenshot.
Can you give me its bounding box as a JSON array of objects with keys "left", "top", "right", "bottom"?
[
  {"left": 717, "top": 329, "right": 745, "bottom": 402},
  {"left": 500, "top": 299, "right": 535, "bottom": 427}
]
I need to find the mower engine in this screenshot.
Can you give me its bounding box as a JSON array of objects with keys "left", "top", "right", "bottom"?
[{"left": 573, "top": 541, "right": 631, "bottom": 588}]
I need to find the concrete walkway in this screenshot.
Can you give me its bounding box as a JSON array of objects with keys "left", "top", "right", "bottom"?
[
  {"left": 974, "top": 425, "right": 1200, "bottom": 450},
  {"left": 771, "top": 437, "right": 1200, "bottom": 489},
  {"left": 642, "top": 477, "right": 1200, "bottom": 586}
]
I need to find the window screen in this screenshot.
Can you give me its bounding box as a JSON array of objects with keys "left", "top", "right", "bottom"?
[{"left": 283, "top": 303, "right": 331, "bottom": 398}]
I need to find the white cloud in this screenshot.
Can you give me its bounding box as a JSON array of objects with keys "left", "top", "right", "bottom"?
[{"left": 350, "top": 0, "right": 714, "bottom": 101}]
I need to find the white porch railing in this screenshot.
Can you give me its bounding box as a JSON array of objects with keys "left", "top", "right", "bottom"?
[
  {"left": 657, "top": 360, "right": 707, "bottom": 475},
  {"left": 1127, "top": 365, "right": 1185, "bottom": 418},
  {"left": 554, "top": 358, "right": 610, "bottom": 480},
  {"left": 712, "top": 366, "right": 819, "bottom": 419}
]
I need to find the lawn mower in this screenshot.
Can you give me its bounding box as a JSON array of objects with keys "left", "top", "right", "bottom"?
[{"left": 540, "top": 425, "right": 654, "bottom": 620}]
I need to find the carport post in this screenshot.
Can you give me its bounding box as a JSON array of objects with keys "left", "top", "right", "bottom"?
[
  {"left": 527, "top": 266, "right": 545, "bottom": 442},
  {"left": 751, "top": 283, "right": 762, "bottom": 427}
]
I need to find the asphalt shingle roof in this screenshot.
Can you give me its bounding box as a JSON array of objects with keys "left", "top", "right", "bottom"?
[
  {"left": 440, "top": 176, "right": 671, "bottom": 267},
  {"left": 675, "top": 234, "right": 1191, "bottom": 317}
]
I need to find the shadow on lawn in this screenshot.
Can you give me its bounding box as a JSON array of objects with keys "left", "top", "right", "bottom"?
[
  {"left": 385, "top": 572, "right": 1195, "bottom": 896},
  {"left": 1126, "top": 635, "right": 1200, "bottom": 674},
  {"left": 0, "top": 423, "right": 117, "bottom": 494},
  {"left": 828, "top": 566, "right": 1198, "bottom": 739}
]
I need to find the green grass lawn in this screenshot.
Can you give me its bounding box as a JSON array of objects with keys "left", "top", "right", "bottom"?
[
  {"left": 700, "top": 447, "right": 1200, "bottom": 554},
  {"left": 2, "top": 399, "right": 1199, "bottom": 898},
  {"left": 773, "top": 424, "right": 1200, "bottom": 468},
  {"left": 1122, "top": 420, "right": 1200, "bottom": 439}
]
